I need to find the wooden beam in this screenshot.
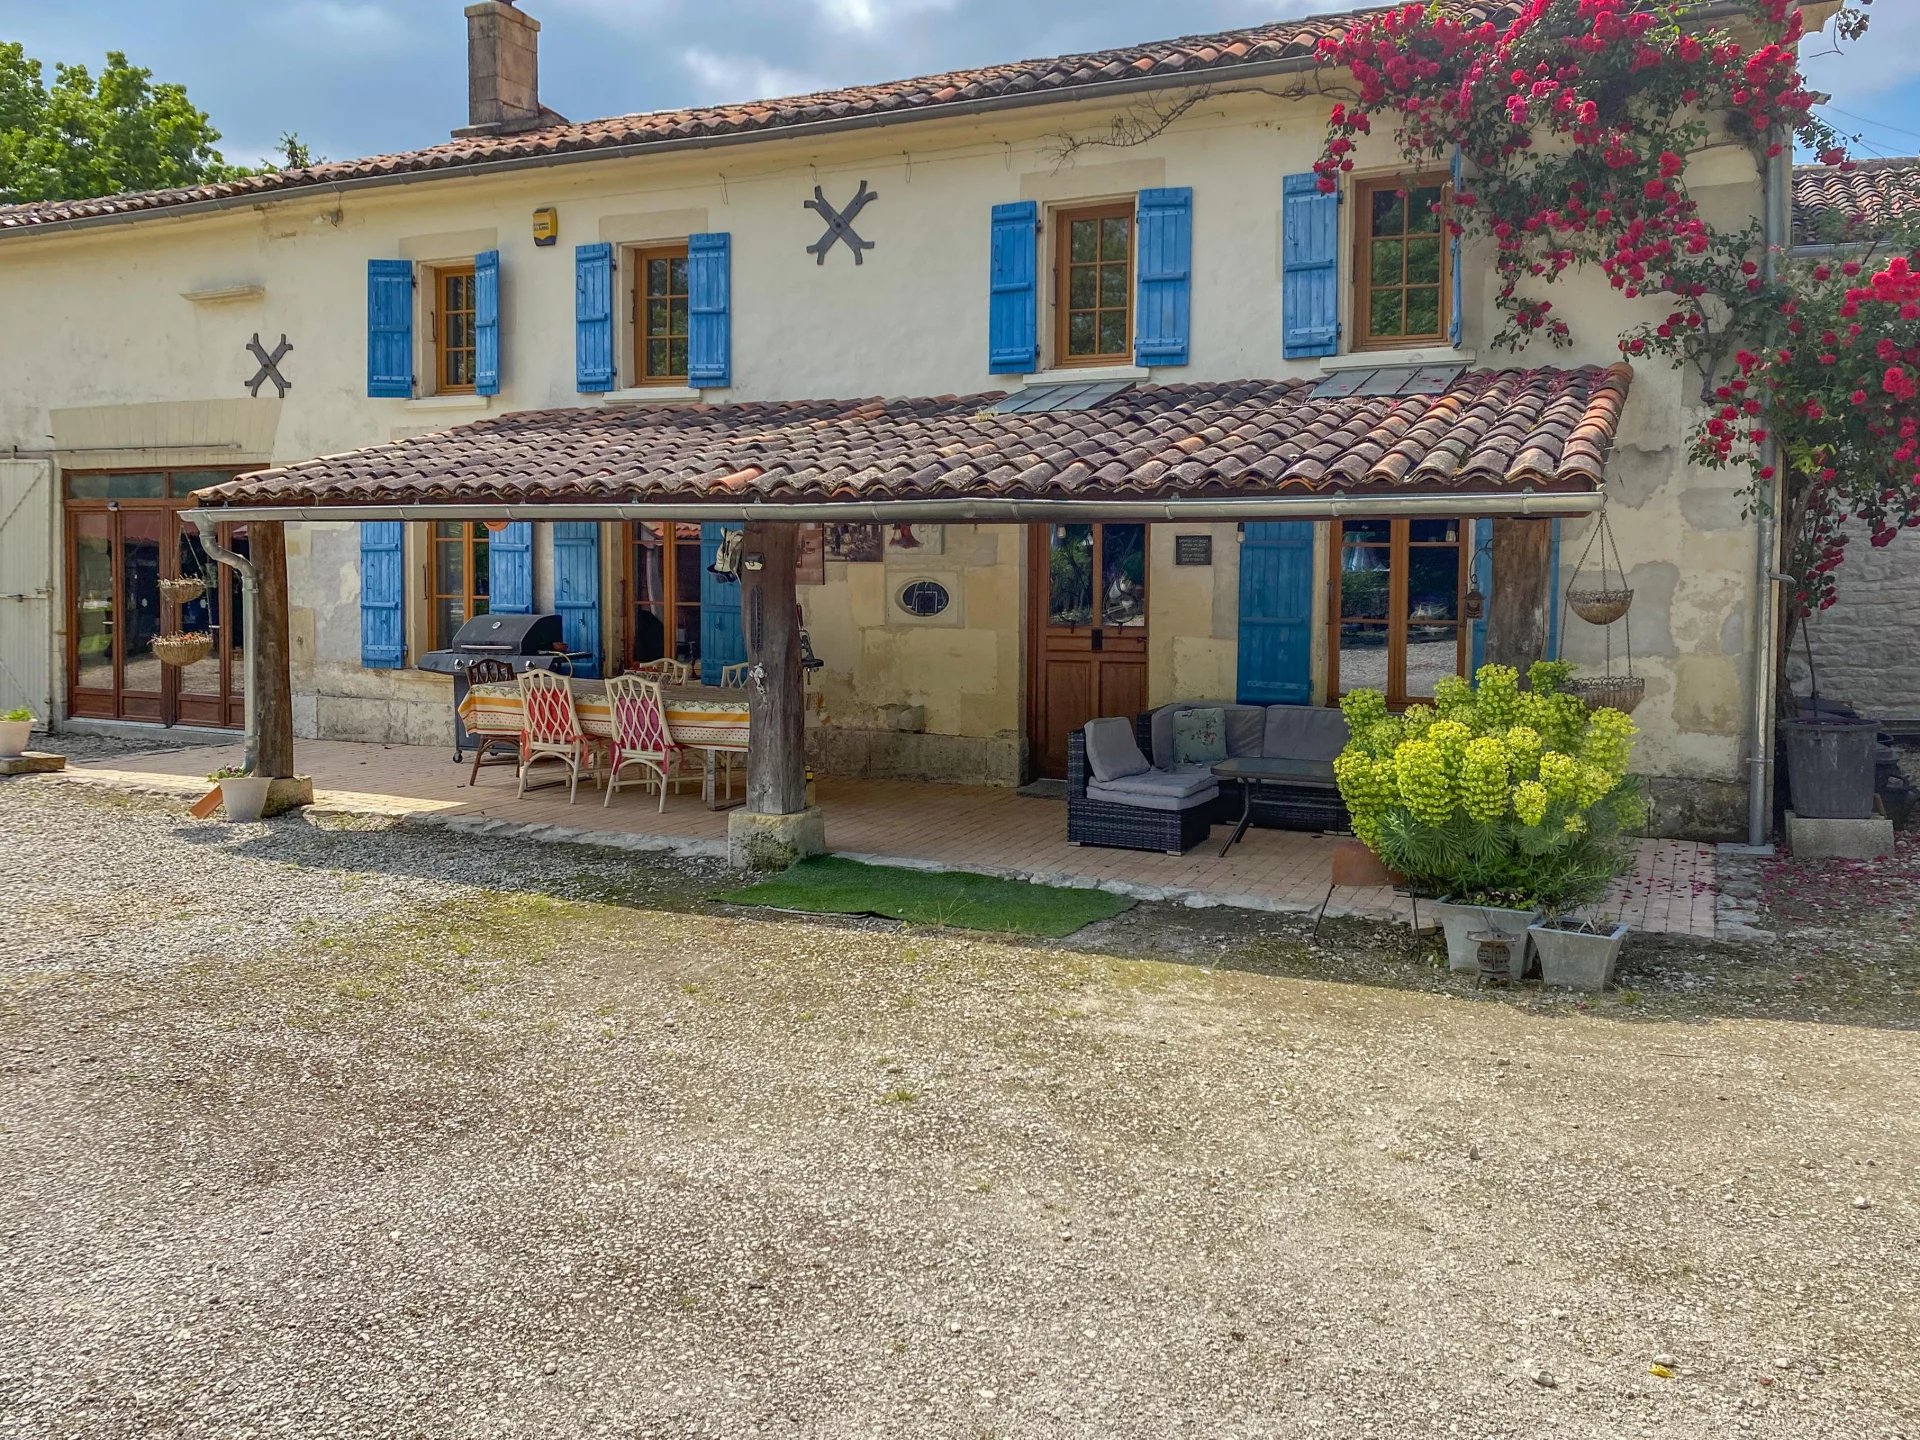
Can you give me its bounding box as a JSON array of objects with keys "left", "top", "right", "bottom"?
[
  {"left": 1486, "top": 516, "right": 1553, "bottom": 673},
  {"left": 742, "top": 521, "right": 807, "bottom": 816},
  {"left": 251, "top": 521, "right": 296, "bottom": 780}
]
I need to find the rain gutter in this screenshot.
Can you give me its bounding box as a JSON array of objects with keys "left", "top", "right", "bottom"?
[
  {"left": 188, "top": 515, "right": 260, "bottom": 776},
  {"left": 189, "top": 491, "right": 1604, "bottom": 526},
  {"left": 1749, "top": 129, "right": 1791, "bottom": 848}
]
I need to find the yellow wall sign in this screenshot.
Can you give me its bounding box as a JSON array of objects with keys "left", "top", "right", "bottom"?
[{"left": 532, "top": 207, "right": 559, "bottom": 247}]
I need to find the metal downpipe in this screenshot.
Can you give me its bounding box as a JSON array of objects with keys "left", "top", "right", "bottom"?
[
  {"left": 1748, "top": 132, "right": 1791, "bottom": 848},
  {"left": 190, "top": 515, "right": 260, "bottom": 776}
]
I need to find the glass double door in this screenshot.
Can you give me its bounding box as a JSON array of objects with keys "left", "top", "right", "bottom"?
[{"left": 68, "top": 501, "right": 246, "bottom": 727}]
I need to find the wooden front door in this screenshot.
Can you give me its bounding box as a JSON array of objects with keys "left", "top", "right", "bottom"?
[{"left": 1026, "top": 522, "right": 1150, "bottom": 778}]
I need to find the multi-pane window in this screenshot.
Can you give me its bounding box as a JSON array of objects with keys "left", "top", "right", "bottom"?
[
  {"left": 630, "top": 522, "right": 703, "bottom": 666},
  {"left": 1054, "top": 203, "right": 1133, "bottom": 365},
  {"left": 435, "top": 263, "right": 479, "bottom": 392},
  {"left": 633, "top": 244, "right": 690, "bottom": 385},
  {"left": 428, "top": 521, "right": 490, "bottom": 649},
  {"left": 1355, "top": 177, "right": 1450, "bottom": 347},
  {"left": 1330, "top": 517, "right": 1467, "bottom": 707}
]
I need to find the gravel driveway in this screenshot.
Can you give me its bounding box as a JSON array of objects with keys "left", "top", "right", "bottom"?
[{"left": 2, "top": 779, "right": 1916, "bottom": 1438}]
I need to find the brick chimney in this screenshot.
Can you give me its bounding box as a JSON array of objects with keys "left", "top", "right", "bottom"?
[{"left": 456, "top": 2, "right": 563, "bottom": 137}]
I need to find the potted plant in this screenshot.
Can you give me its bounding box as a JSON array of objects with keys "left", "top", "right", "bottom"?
[
  {"left": 0, "top": 707, "right": 33, "bottom": 758},
  {"left": 1333, "top": 661, "right": 1644, "bottom": 979},
  {"left": 208, "top": 765, "right": 272, "bottom": 823}
]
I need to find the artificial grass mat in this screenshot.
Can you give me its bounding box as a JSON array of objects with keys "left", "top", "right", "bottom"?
[{"left": 718, "top": 856, "right": 1133, "bottom": 938}]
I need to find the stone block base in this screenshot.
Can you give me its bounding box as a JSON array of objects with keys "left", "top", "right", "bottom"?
[
  {"left": 263, "top": 776, "right": 315, "bottom": 817},
  {"left": 0, "top": 751, "right": 67, "bottom": 775},
  {"left": 1784, "top": 810, "right": 1895, "bottom": 861},
  {"left": 806, "top": 727, "right": 1023, "bottom": 788},
  {"left": 727, "top": 806, "right": 827, "bottom": 871}
]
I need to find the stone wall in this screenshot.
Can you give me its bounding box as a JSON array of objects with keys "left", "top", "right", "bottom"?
[{"left": 1795, "top": 532, "right": 1920, "bottom": 721}]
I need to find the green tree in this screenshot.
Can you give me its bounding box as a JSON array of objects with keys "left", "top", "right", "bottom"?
[{"left": 0, "top": 43, "right": 254, "bottom": 204}]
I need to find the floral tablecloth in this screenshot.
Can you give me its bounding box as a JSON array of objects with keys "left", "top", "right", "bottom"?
[{"left": 458, "top": 680, "right": 750, "bottom": 752}]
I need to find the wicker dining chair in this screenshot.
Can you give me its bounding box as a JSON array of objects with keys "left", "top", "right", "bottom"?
[
  {"left": 465, "top": 657, "right": 520, "bottom": 786},
  {"left": 516, "top": 668, "right": 594, "bottom": 803},
  {"left": 602, "top": 674, "right": 692, "bottom": 811},
  {"left": 718, "top": 662, "right": 749, "bottom": 688}
]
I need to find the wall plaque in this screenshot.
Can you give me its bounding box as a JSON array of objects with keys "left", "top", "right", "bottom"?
[{"left": 1174, "top": 534, "right": 1213, "bottom": 566}]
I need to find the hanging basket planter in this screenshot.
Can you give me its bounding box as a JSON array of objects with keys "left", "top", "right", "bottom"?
[
  {"left": 1568, "top": 674, "right": 1646, "bottom": 714},
  {"left": 159, "top": 576, "right": 206, "bottom": 605},
  {"left": 1565, "top": 587, "right": 1633, "bottom": 626},
  {"left": 153, "top": 632, "right": 214, "bottom": 667}
]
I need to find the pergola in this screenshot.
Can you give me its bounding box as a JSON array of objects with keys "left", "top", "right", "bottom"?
[{"left": 187, "top": 365, "right": 1631, "bottom": 863}]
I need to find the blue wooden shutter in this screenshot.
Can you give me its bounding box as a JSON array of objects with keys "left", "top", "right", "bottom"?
[
  {"left": 1134, "top": 187, "right": 1192, "bottom": 367},
  {"left": 688, "top": 232, "right": 732, "bottom": 389},
  {"left": 366, "top": 260, "right": 414, "bottom": 398},
  {"left": 488, "top": 521, "right": 532, "bottom": 614},
  {"left": 1236, "top": 522, "right": 1315, "bottom": 704},
  {"left": 575, "top": 242, "right": 614, "bottom": 392},
  {"left": 1470, "top": 518, "right": 1493, "bottom": 671},
  {"left": 475, "top": 248, "right": 502, "bottom": 396},
  {"left": 359, "top": 521, "right": 405, "bottom": 668},
  {"left": 699, "top": 523, "right": 746, "bottom": 684},
  {"left": 1449, "top": 148, "right": 1465, "bottom": 350},
  {"left": 553, "top": 522, "right": 602, "bottom": 678},
  {"left": 988, "top": 201, "right": 1039, "bottom": 373},
  {"left": 1282, "top": 174, "right": 1341, "bottom": 359}
]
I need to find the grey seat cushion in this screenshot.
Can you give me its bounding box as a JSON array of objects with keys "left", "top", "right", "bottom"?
[
  {"left": 1083, "top": 717, "right": 1151, "bottom": 783},
  {"left": 1261, "top": 705, "right": 1351, "bottom": 763},
  {"left": 1087, "top": 771, "right": 1221, "bottom": 812},
  {"left": 1147, "top": 702, "right": 1266, "bottom": 768}
]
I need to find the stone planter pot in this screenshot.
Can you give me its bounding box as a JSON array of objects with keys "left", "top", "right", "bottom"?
[
  {"left": 0, "top": 719, "right": 30, "bottom": 758},
  {"left": 1530, "top": 919, "right": 1631, "bottom": 992},
  {"left": 218, "top": 776, "right": 272, "bottom": 823},
  {"left": 1432, "top": 900, "right": 1541, "bottom": 975}
]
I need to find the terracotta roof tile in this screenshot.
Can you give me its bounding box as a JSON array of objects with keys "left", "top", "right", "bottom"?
[
  {"left": 1793, "top": 157, "right": 1920, "bottom": 245},
  {"left": 195, "top": 367, "right": 1631, "bottom": 513},
  {"left": 0, "top": 3, "right": 1527, "bottom": 234}
]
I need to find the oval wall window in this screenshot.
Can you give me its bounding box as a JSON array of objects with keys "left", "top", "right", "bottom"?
[{"left": 897, "top": 579, "right": 951, "bottom": 618}]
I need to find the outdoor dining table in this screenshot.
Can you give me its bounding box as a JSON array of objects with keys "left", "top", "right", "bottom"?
[{"left": 457, "top": 678, "right": 751, "bottom": 809}]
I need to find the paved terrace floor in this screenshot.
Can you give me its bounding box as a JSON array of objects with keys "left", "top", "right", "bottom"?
[{"left": 56, "top": 739, "right": 1720, "bottom": 939}]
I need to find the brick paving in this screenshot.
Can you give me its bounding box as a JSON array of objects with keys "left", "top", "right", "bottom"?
[{"left": 56, "top": 739, "right": 1719, "bottom": 938}]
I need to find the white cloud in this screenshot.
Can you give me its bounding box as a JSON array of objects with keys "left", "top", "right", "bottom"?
[
  {"left": 678, "top": 46, "right": 827, "bottom": 103},
  {"left": 815, "top": 0, "right": 959, "bottom": 34},
  {"left": 281, "top": 1, "right": 405, "bottom": 43}
]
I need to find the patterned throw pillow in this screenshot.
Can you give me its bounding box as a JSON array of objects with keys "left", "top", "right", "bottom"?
[{"left": 1171, "top": 706, "right": 1228, "bottom": 767}]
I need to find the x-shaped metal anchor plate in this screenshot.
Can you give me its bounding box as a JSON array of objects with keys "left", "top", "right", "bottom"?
[
  {"left": 245, "top": 333, "right": 293, "bottom": 397},
  {"left": 804, "top": 181, "right": 878, "bottom": 265}
]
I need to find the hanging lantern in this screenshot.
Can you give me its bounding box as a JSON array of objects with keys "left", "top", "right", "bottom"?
[{"left": 1463, "top": 586, "right": 1485, "bottom": 620}]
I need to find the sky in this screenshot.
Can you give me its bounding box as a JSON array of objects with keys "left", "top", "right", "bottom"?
[{"left": 0, "top": 0, "right": 1916, "bottom": 170}]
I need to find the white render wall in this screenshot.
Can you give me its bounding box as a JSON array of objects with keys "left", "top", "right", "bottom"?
[{"left": 0, "top": 85, "right": 1769, "bottom": 821}]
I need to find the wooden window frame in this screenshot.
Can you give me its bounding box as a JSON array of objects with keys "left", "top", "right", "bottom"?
[
  {"left": 1351, "top": 174, "right": 1452, "bottom": 352},
  {"left": 1327, "top": 517, "right": 1468, "bottom": 709},
  {"left": 624, "top": 521, "right": 703, "bottom": 668},
  {"left": 426, "top": 520, "right": 490, "bottom": 651},
  {"left": 431, "top": 261, "right": 479, "bottom": 395},
  {"left": 630, "top": 242, "right": 691, "bottom": 387},
  {"left": 1051, "top": 201, "right": 1135, "bottom": 369}
]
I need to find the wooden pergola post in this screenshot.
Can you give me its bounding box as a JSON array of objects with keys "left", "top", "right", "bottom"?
[
  {"left": 1485, "top": 516, "right": 1553, "bottom": 673},
  {"left": 251, "top": 521, "right": 297, "bottom": 781},
  {"left": 727, "top": 519, "right": 824, "bottom": 868}
]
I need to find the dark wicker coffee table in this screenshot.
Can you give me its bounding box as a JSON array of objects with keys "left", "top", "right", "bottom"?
[{"left": 1211, "top": 756, "right": 1341, "bottom": 856}]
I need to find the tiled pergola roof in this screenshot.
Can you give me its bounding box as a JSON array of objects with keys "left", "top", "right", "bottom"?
[{"left": 195, "top": 367, "right": 1633, "bottom": 513}]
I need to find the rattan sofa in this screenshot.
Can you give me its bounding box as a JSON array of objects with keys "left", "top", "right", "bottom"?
[
  {"left": 1133, "top": 702, "right": 1351, "bottom": 833},
  {"left": 1066, "top": 725, "right": 1218, "bottom": 855}
]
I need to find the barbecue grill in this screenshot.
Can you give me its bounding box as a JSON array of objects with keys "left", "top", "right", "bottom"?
[{"left": 417, "top": 612, "right": 593, "bottom": 761}]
